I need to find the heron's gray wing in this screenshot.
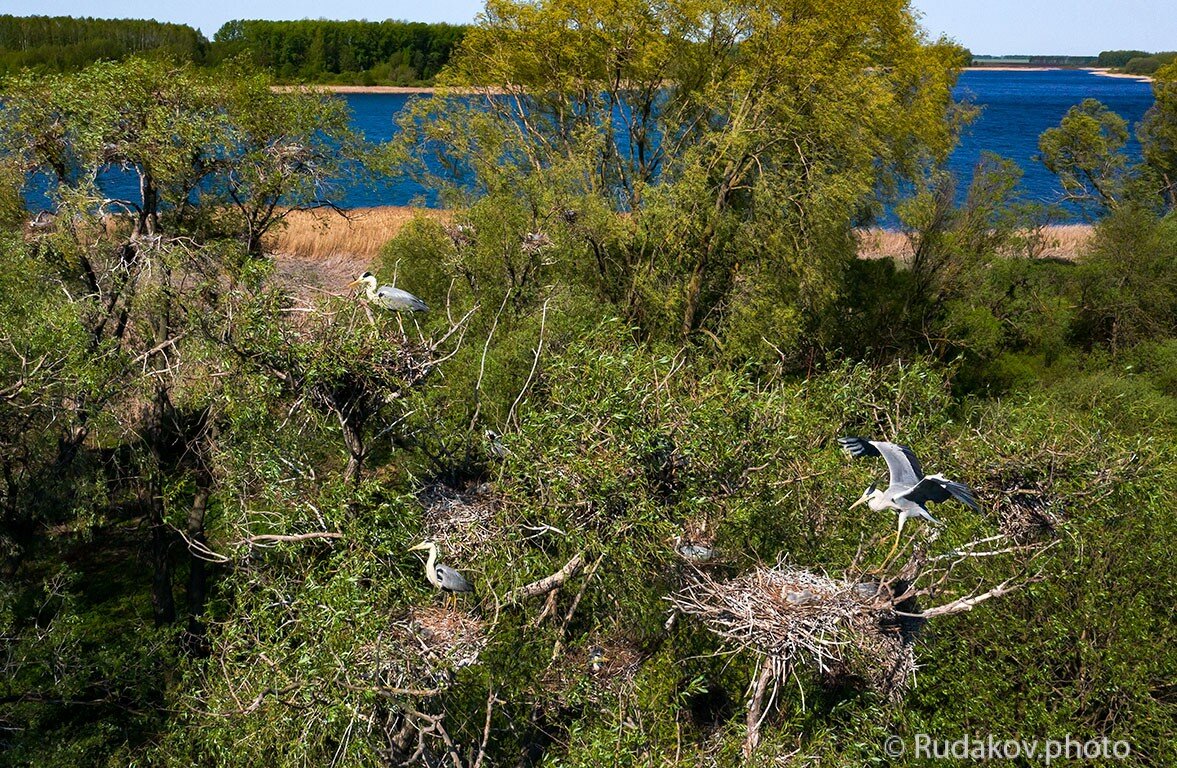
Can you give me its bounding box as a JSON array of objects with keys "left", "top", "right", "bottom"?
[
  {"left": 871, "top": 442, "right": 924, "bottom": 487},
  {"left": 435, "top": 564, "right": 474, "bottom": 593},
  {"left": 377, "top": 286, "right": 429, "bottom": 312},
  {"left": 837, "top": 437, "right": 923, "bottom": 486},
  {"left": 897, "top": 475, "right": 979, "bottom": 511}
]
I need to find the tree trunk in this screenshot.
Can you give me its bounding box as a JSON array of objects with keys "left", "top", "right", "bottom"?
[
  {"left": 146, "top": 386, "right": 176, "bottom": 627},
  {"left": 186, "top": 478, "right": 212, "bottom": 639},
  {"left": 341, "top": 418, "right": 364, "bottom": 486},
  {"left": 149, "top": 481, "right": 176, "bottom": 626},
  {"left": 139, "top": 173, "right": 159, "bottom": 237}
]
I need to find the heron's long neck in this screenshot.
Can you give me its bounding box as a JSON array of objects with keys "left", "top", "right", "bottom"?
[
  {"left": 424, "top": 545, "right": 438, "bottom": 584},
  {"left": 365, "top": 279, "right": 379, "bottom": 301}
]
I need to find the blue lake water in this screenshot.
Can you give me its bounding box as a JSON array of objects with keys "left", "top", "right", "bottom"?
[{"left": 27, "top": 69, "right": 1156, "bottom": 221}]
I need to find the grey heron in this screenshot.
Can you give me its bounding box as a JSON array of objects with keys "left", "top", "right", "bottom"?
[
  {"left": 672, "top": 535, "right": 716, "bottom": 563},
  {"left": 838, "top": 436, "right": 980, "bottom": 560},
  {"left": 349, "top": 272, "right": 428, "bottom": 312},
  {"left": 485, "top": 429, "right": 511, "bottom": 459},
  {"left": 587, "top": 646, "right": 609, "bottom": 673},
  {"left": 409, "top": 541, "right": 474, "bottom": 604}
]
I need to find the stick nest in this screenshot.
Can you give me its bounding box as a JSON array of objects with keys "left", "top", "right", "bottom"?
[
  {"left": 357, "top": 606, "right": 487, "bottom": 692},
  {"left": 669, "top": 563, "right": 918, "bottom": 699},
  {"left": 418, "top": 484, "right": 500, "bottom": 558}
]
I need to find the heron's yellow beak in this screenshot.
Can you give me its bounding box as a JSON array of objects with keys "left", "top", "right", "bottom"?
[
  {"left": 408, "top": 542, "right": 430, "bottom": 552},
  {"left": 849, "top": 495, "right": 868, "bottom": 509},
  {"left": 347, "top": 278, "right": 362, "bottom": 288}
]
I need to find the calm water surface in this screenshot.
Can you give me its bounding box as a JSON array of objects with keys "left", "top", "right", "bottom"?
[{"left": 30, "top": 69, "right": 1157, "bottom": 220}]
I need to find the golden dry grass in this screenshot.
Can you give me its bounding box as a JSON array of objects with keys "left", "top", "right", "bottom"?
[
  {"left": 268, "top": 206, "right": 1095, "bottom": 298},
  {"left": 273, "top": 206, "right": 445, "bottom": 261},
  {"left": 270, "top": 206, "right": 447, "bottom": 299},
  {"left": 856, "top": 224, "right": 1093, "bottom": 263}
]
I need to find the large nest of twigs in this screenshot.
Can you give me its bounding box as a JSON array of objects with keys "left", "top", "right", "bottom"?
[
  {"left": 418, "top": 484, "right": 500, "bottom": 559},
  {"left": 986, "top": 469, "right": 1064, "bottom": 539},
  {"left": 356, "top": 606, "right": 487, "bottom": 692},
  {"left": 669, "top": 564, "right": 919, "bottom": 699}
]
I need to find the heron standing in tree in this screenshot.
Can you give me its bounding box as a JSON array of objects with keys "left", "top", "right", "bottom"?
[
  {"left": 409, "top": 541, "right": 474, "bottom": 606},
  {"left": 838, "top": 436, "right": 980, "bottom": 561},
  {"left": 349, "top": 272, "right": 429, "bottom": 312}
]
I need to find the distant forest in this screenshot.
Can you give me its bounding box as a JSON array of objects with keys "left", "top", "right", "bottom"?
[
  {"left": 0, "top": 15, "right": 467, "bottom": 84},
  {"left": 0, "top": 15, "right": 207, "bottom": 74},
  {"left": 1098, "top": 49, "right": 1177, "bottom": 75}
]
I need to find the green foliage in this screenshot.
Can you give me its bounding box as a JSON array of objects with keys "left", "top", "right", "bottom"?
[
  {"left": 1069, "top": 206, "right": 1177, "bottom": 352},
  {"left": 1038, "top": 98, "right": 1131, "bottom": 214},
  {"left": 3, "top": 6, "right": 1177, "bottom": 768},
  {"left": 0, "top": 15, "right": 467, "bottom": 86},
  {"left": 1097, "top": 50, "right": 1151, "bottom": 68},
  {"left": 1139, "top": 61, "right": 1177, "bottom": 209},
  {"left": 0, "top": 14, "right": 207, "bottom": 74},
  {"left": 1121, "top": 51, "right": 1177, "bottom": 76},
  {"left": 394, "top": 0, "right": 965, "bottom": 360},
  {"left": 210, "top": 19, "right": 466, "bottom": 85}
]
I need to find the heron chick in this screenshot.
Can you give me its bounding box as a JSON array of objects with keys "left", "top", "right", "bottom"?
[
  {"left": 838, "top": 436, "right": 980, "bottom": 560},
  {"left": 349, "top": 272, "right": 428, "bottom": 312},
  {"left": 409, "top": 541, "right": 473, "bottom": 604}
]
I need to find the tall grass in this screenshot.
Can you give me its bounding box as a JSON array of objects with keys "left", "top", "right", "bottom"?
[
  {"left": 274, "top": 207, "right": 1093, "bottom": 264},
  {"left": 272, "top": 206, "right": 447, "bottom": 262},
  {"left": 856, "top": 224, "right": 1093, "bottom": 262}
]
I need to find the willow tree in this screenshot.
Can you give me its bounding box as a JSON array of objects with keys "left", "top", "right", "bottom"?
[
  {"left": 0, "top": 58, "right": 370, "bottom": 628},
  {"left": 395, "top": 0, "right": 965, "bottom": 356},
  {"left": 1140, "top": 60, "right": 1177, "bottom": 209}
]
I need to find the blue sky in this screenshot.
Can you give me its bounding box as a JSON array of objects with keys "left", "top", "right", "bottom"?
[{"left": 3, "top": 0, "right": 1175, "bottom": 56}]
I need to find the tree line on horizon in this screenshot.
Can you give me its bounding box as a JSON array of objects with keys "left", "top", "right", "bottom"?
[
  {"left": 1098, "top": 49, "right": 1177, "bottom": 75},
  {"left": 0, "top": 14, "right": 467, "bottom": 84}
]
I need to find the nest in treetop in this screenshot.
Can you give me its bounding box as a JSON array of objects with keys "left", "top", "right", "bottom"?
[
  {"left": 539, "top": 637, "right": 646, "bottom": 707},
  {"left": 417, "top": 483, "right": 500, "bottom": 560},
  {"left": 982, "top": 467, "right": 1064, "bottom": 541},
  {"left": 356, "top": 606, "right": 487, "bottom": 693},
  {"left": 668, "top": 562, "right": 919, "bottom": 700}
]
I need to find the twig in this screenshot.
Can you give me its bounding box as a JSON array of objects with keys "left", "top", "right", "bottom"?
[{"left": 507, "top": 297, "right": 549, "bottom": 428}]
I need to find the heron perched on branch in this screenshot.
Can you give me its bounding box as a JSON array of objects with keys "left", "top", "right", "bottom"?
[
  {"left": 409, "top": 541, "right": 473, "bottom": 604},
  {"left": 349, "top": 272, "right": 428, "bottom": 312},
  {"left": 838, "top": 436, "right": 980, "bottom": 560}
]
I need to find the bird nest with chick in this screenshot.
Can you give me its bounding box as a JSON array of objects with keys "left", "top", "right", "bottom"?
[
  {"left": 669, "top": 562, "right": 919, "bottom": 699},
  {"left": 355, "top": 606, "right": 487, "bottom": 695},
  {"left": 539, "top": 638, "right": 646, "bottom": 707}
]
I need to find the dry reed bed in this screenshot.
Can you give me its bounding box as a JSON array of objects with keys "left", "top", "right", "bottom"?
[
  {"left": 268, "top": 207, "right": 1095, "bottom": 294},
  {"left": 856, "top": 224, "right": 1093, "bottom": 262}
]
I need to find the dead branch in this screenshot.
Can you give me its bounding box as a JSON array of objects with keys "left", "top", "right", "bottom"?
[
  {"left": 743, "top": 662, "right": 776, "bottom": 760},
  {"left": 507, "top": 552, "right": 584, "bottom": 603},
  {"left": 902, "top": 578, "right": 1024, "bottom": 619}
]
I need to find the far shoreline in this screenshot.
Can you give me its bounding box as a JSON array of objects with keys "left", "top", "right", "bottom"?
[{"left": 273, "top": 67, "right": 1153, "bottom": 95}]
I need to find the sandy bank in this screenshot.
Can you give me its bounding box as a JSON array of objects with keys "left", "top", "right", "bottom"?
[
  {"left": 1085, "top": 67, "right": 1153, "bottom": 83},
  {"left": 964, "top": 66, "right": 1063, "bottom": 72},
  {"left": 272, "top": 84, "right": 437, "bottom": 94},
  {"left": 270, "top": 84, "right": 506, "bottom": 95}
]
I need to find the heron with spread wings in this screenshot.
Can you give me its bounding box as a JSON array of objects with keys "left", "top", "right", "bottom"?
[{"left": 838, "top": 436, "right": 980, "bottom": 560}]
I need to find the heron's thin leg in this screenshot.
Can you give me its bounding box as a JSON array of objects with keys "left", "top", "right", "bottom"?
[{"left": 873, "top": 515, "right": 906, "bottom": 572}]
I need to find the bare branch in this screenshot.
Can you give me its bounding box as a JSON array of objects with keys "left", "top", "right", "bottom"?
[{"left": 507, "top": 552, "right": 584, "bottom": 603}]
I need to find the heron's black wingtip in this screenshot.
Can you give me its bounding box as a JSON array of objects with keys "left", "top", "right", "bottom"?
[{"left": 836, "top": 436, "right": 877, "bottom": 458}]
